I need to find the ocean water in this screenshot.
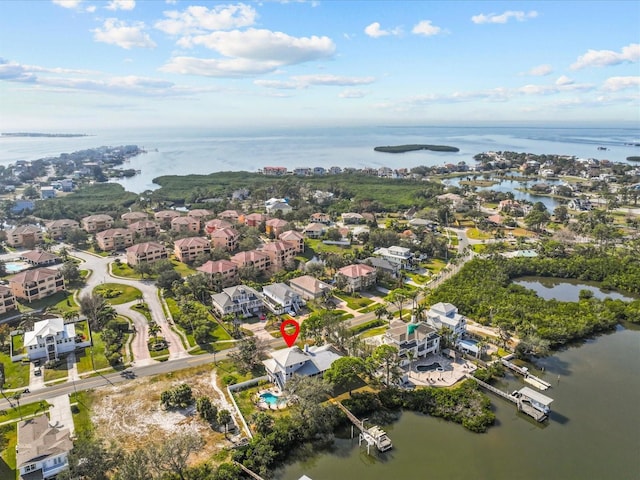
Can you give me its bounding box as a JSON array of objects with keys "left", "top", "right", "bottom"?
[{"left": 1, "top": 125, "right": 638, "bottom": 193}]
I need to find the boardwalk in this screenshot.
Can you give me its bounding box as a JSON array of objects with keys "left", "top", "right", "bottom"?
[
  {"left": 233, "top": 461, "right": 266, "bottom": 480},
  {"left": 500, "top": 358, "right": 551, "bottom": 390},
  {"left": 333, "top": 401, "right": 392, "bottom": 453}
]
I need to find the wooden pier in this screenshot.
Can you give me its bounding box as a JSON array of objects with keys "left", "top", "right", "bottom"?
[
  {"left": 500, "top": 358, "right": 551, "bottom": 390},
  {"left": 467, "top": 376, "right": 553, "bottom": 422},
  {"left": 333, "top": 401, "right": 392, "bottom": 454},
  {"left": 233, "top": 461, "right": 266, "bottom": 480}
]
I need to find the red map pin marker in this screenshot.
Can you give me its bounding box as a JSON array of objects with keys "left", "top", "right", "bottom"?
[{"left": 280, "top": 319, "right": 300, "bottom": 347}]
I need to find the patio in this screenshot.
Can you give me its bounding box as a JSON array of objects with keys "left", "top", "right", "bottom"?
[{"left": 406, "top": 353, "right": 477, "bottom": 387}]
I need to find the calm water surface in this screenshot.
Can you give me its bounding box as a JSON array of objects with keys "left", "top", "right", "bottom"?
[{"left": 514, "top": 277, "right": 637, "bottom": 302}]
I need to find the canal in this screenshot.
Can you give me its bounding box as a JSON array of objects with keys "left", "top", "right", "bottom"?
[{"left": 276, "top": 281, "right": 640, "bottom": 480}]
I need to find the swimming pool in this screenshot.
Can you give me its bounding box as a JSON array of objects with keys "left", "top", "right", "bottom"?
[
  {"left": 416, "top": 362, "right": 442, "bottom": 372},
  {"left": 260, "top": 392, "right": 281, "bottom": 405},
  {"left": 5, "top": 261, "right": 30, "bottom": 273}
]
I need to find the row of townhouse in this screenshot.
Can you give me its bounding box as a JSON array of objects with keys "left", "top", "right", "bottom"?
[
  {"left": 7, "top": 267, "right": 66, "bottom": 303},
  {"left": 211, "top": 281, "right": 308, "bottom": 318}
]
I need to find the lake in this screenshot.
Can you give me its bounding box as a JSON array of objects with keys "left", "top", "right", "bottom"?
[
  {"left": 277, "top": 326, "right": 640, "bottom": 480},
  {"left": 514, "top": 276, "right": 637, "bottom": 302}
]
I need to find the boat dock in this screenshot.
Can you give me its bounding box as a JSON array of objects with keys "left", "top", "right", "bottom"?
[
  {"left": 333, "top": 401, "right": 393, "bottom": 454},
  {"left": 500, "top": 358, "right": 552, "bottom": 390},
  {"left": 467, "top": 376, "right": 554, "bottom": 422}
]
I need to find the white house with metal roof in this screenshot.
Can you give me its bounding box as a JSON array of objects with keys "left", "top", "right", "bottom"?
[
  {"left": 211, "top": 285, "right": 263, "bottom": 318},
  {"left": 263, "top": 344, "right": 343, "bottom": 390},
  {"left": 22, "top": 317, "right": 77, "bottom": 362},
  {"left": 425, "top": 302, "right": 467, "bottom": 340},
  {"left": 262, "top": 283, "right": 305, "bottom": 315}
]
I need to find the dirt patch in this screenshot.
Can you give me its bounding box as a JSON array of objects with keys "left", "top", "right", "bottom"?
[{"left": 90, "top": 366, "right": 235, "bottom": 462}]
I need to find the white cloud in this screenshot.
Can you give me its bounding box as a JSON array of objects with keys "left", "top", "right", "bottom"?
[
  {"left": 155, "top": 4, "right": 257, "bottom": 36},
  {"left": 179, "top": 28, "right": 335, "bottom": 65},
  {"left": 471, "top": 10, "right": 538, "bottom": 24},
  {"left": 93, "top": 19, "right": 156, "bottom": 50},
  {"left": 527, "top": 64, "right": 553, "bottom": 76},
  {"left": 253, "top": 79, "right": 299, "bottom": 89},
  {"left": 364, "top": 22, "right": 402, "bottom": 38},
  {"left": 255, "top": 74, "right": 375, "bottom": 89},
  {"left": 160, "top": 56, "right": 280, "bottom": 77},
  {"left": 339, "top": 89, "right": 366, "bottom": 98},
  {"left": 602, "top": 76, "right": 640, "bottom": 91},
  {"left": 106, "top": 0, "right": 135, "bottom": 10},
  {"left": 52, "top": 0, "right": 83, "bottom": 8},
  {"left": 571, "top": 43, "right": 640, "bottom": 70},
  {"left": 555, "top": 75, "right": 574, "bottom": 86},
  {"left": 412, "top": 20, "right": 443, "bottom": 37},
  {"left": 86, "top": 5, "right": 96, "bottom": 12}
]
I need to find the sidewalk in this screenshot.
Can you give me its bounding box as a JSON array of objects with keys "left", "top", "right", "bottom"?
[{"left": 48, "top": 394, "right": 75, "bottom": 436}]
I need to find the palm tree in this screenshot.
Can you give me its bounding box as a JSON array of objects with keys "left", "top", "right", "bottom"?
[
  {"left": 374, "top": 304, "right": 389, "bottom": 324},
  {"left": 406, "top": 350, "right": 416, "bottom": 372}
]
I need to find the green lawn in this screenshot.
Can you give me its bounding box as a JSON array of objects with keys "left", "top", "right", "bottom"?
[
  {"left": 43, "top": 359, "right": 69, "bottom": 383},
  {"left": 10, "top": 335, "right": 24, "bottom": 356},
  {"left": 84, "top": 247, "right": 109, "bottom": 257},
  {"left": 17, "top": 291, "right": 71, "bottom": 313},
  {"left": 423, "top": 258, "right": 447, "bottom": 274},
  {"left": 407, "top": 272, "right": 429, "bottom": 285},
  {"left": 93, "top": 283, "right": 142, "bottom": 304},
  {"left": 466, "top": 228, "right": 493, "bottom": 240},
  {"left": 0, "top": 351, "right": 30, "bottom": 389},
  {"left": 190, "top": 341, "right": 236, "bottom": 355},
  {"left": 130, "top": 303, "right": 152, "bottom": 322},
  {"left": 0, "top": 400, "right": 50, "bottom": 424},
  {"left": 305, "top": 238, "right": 359, "bottom": 255},
  {"left": 70, "top": 390, "right": 93, "bottom": 434},
  {"left": 110, "top": 261, "right": 144, "bottom": 279},
  {"left": 0, "top": 424, "right": 16, "bottom": 479},
  {"left": 358, "top": 302, "right": 382, "bottom": 314},
  {"left": 170, "top": 258, "right": 197, "bottom": 277},
  {"left": 149, "top": 336, "right": 169, "bottom": 358},
  {"left": 359, "top": 326, "right": 388, "bottom": 339},
  {"left": 334, "top": 293, "right": 374, "bottom": 310},
  {"left": 76, "top": 331, "right": 111, "bottom": 373}
]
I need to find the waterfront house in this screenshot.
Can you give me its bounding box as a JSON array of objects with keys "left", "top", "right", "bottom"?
[
  {"left": 336, "top": 264, "right": 377, "bottom": 292},
  {"left": 197, "top": 260, "right": 238, "bottom": 287},
  {"left": 262, "top": 282, "right": 305, "bottom": 315},
  {"left": 263, "top": 344, "right": 343, "bottom": 390},
  {"left": 210, "top": 228, "right": 239, "bottom": 251},
  {"left": 120, "top": 211, "right": 148, "bottom": 224},
  {"left": 230, "top": 250, "right": 271, "bottom": 273},
  {"left": 127, "top": 220, "right": 160, "bottom": 238},
  {"left": 426, "top": 302, "right": 467, "bottom": 341},
  {"left": 171, "top": 215, "right": 201, "bottom": 234},
  {"left": 279, "top": 230, "right": 305, "bottom": 253},
  {"left": 16, "top": 415, "right": 72, "bottom": 480},
  {"left": 173, "top": 237, "right": 211, "bottom": 263},
  {"left": 22, "top": 317, "right": 76, "bottom": 362},
  {"left": 6, "top": 225, "right": 44, "bottom": 248},
  {"left": 262, "top": 166, "right": 288, "bottom": 176},
  {"left": 383, "top": 320, "right": 440, "bottom": 367},
  {"left": 95, "top": 228, "right": 134, "bottom": 252},
  {"left": 0, "top": 285, "right": 18, "bottom": 315},
  {"left": 20, "top": 250, "right": 60, "bottom": 267},
  {"left": 126, "top": 241, "right": 168, "bottom": 266},
  {"left": 288, "top": 275, "right": 333, "bottom": 301},
  {"left": 81, "top": 214, "right": 114, "bottom": 233},
  {"left": 211, "top": 285, "right": 263, "bottom": 318},
  {"left": 45, "top": 219, "right": 79, "bottom": 239},
  {"left": 9, "top": 268, "right": 65, "bottom": 302}
]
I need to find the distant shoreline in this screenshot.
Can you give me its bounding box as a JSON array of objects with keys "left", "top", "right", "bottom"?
[
  {"left": 1, "top": 132, "right": 90, "bottom": 138},
  {"left": 374, "top": 144, "right": 460, "bottom": 153}
]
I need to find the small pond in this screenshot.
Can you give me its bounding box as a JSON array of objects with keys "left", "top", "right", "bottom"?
[{"left": 514, "top": 276, "right": 637, "bottom": 302}]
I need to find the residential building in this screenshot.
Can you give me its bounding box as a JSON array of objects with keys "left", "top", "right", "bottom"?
[
  {"left": 312, "top": 190, "right": 333, "bottom": 204},
  {"left": 205, "top": 219, "right": 233, "bottom": 235},
  {"left": 17, "top": 415, "right": 72, "bottom": 480},
  {"left": 197, "top": 260, "right": 238, "bottom": 287},
  {"left": 288, "top": 275, "right": 332, "bottom": 301},
  {"left": 310, "top": 212, "right": 331, "bottom": 225},
  {"left": 336, "top": 264, "right": 377, "bottom": 292},
  {"left": 260, "top": 240, "right": 297, "bottom": 272},
  {"left": 128, "top": 220, "right": 160, "bottom": 238},
  {"left": 9, "top": 268, "right": 65, "bottom": 302},
  {"left": 0, "top": 285, "right": 18, "bottom": 315},
  {"left": 171, "top": 215, "right": 201, "bottom": 233},
  {"left": 303, "top": 222, "right": 326, "bottom": 239},
  {"left": 218, "top": 210, "right": 241, "bottom": 222},
  {"left": 120, "top": 211, "right": 148, "bottom": 224},
  {"left": 262, "top": 166, "right": 287, "bottom": 176},
  {"left": 373, "top": 245, "right": 415, "bottom": 270},
  {"left": 23, "top": 317, "right": 77, "bottom": 362},
  {"left": 20, "top": 250, "right": 60, "bottom": 267},
  {"left": 262, "top": 283, "right": 305, "bottom": 315},
  {"left": 426, "top": 302, "right": 467, "bottom": 340},
  {"left": 6, "top": 225, "right": 44, "bottom": 248},
  {"left": 10, "top": 199, "right": 35, "bottom": 214},
  {"left": 436, "top": 193, "right": 464, "bottom": 209},
  {"left": 265, "top": 200, "right": 292, "bottom": 215},
  {"left": 211, "top": 285, "right": 263, "bottom": 318},
  {"left": 81, "top": 214, "right": 114, "bottom": 233},
  {"left": 279, "top": 230, "right": 305, "bottom": 253},
  {"left": 40, "top": 186, "right": 56, "bottom": 199},
  {"left": 126, "top": 242, "right": 168, "bottom": 266},
  {"left": 95, "top": 228, "right": 134, "bottom": 252},
  {"left": 568, "top": 198, "right": 593, "bottom": 211},
  {"left": 210, "top": 227, "right": 239, "bottom": 251},
  {"left": 154, "top": 210, "right": 181, "bottom": 224},
  {"left": 341, "top": 212, "right": 364, "bottom": 224},
  {"left": 243, "top": 213, "right": 268, "bottom": 227},
  {"left": 383, "top": 320, "right": 440, "bottom": 367},
  {"left": 188, "top": 209, "right": 213, "bottom": 219},
  {"left": 230, "top": 250, "right": 271, "bottom": 273},
  {"left": 263, "top": 344, "right": 343, "bottom": 390},
  {"left": 45, "top": 219, "right": 79, "bottom": 239},
  {"left": 266, "top": 218, "right": 289, "bottom": 237},
  {"left": 174, "top": 237, "right": 211, "bottom": 263},
  {"left": 364, "top": 256, "right": 400, "bottom": 277}
]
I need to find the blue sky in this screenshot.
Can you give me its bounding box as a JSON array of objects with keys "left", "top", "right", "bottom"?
[{"left": 1, "top": 0, "right": 639, "bottom": 130}]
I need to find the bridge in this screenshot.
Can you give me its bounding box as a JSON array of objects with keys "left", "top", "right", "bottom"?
[{"left": 333, "top": 401, "right": 392, "bottom": 454}]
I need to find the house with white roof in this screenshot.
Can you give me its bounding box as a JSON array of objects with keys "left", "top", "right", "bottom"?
[
  {"left": 425, "top": 302, "right": 467, "bottom": 340},
  {"left": 16, "top": 415, "right": 72, "bottom": 480},
  {"left": 211, "top": 285, "right": 263, "bottom": 318},
  {"left": 262, "top": 283, "right": 305, "bottom": 315},
  {"left": 263, "top": 344, "right": 343, "bottom": 390},
  {"left": 373, "top": 245, "right": 414, "bottom": 270},
  {"left": 21, "top": 317, "right": 77, "bottom": 362}
]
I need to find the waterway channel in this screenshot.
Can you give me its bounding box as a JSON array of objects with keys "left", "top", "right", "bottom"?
[
  {"left": 513, "top": 277, "right": 638, "bottom": 302},
  {"left": 276, "top": 280, "right": 640, "bottom": 480}
]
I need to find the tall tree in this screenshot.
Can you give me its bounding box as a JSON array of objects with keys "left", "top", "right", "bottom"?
[
  {"left": 370, "top": 344, "right": 400, "bottom": 387},
  {"left": 79, "top": 293, "right": 117, "bottom": 331},
  {"left": 324, "top": 356, "right": 365, "bottom": 396},
  {"left": 152, "top": 431, "right": 204, "bottom": 480}
]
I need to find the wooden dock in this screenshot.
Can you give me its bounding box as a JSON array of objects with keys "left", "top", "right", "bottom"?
[
  {"left": 500, "top": 358, "right": 551, "bottom": 390},
  {"left": 233, "top": 461, "right": 266, "bottom": 480},
  {"left": 333, "top": 401, "right": 392, "bottom": 453}
]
